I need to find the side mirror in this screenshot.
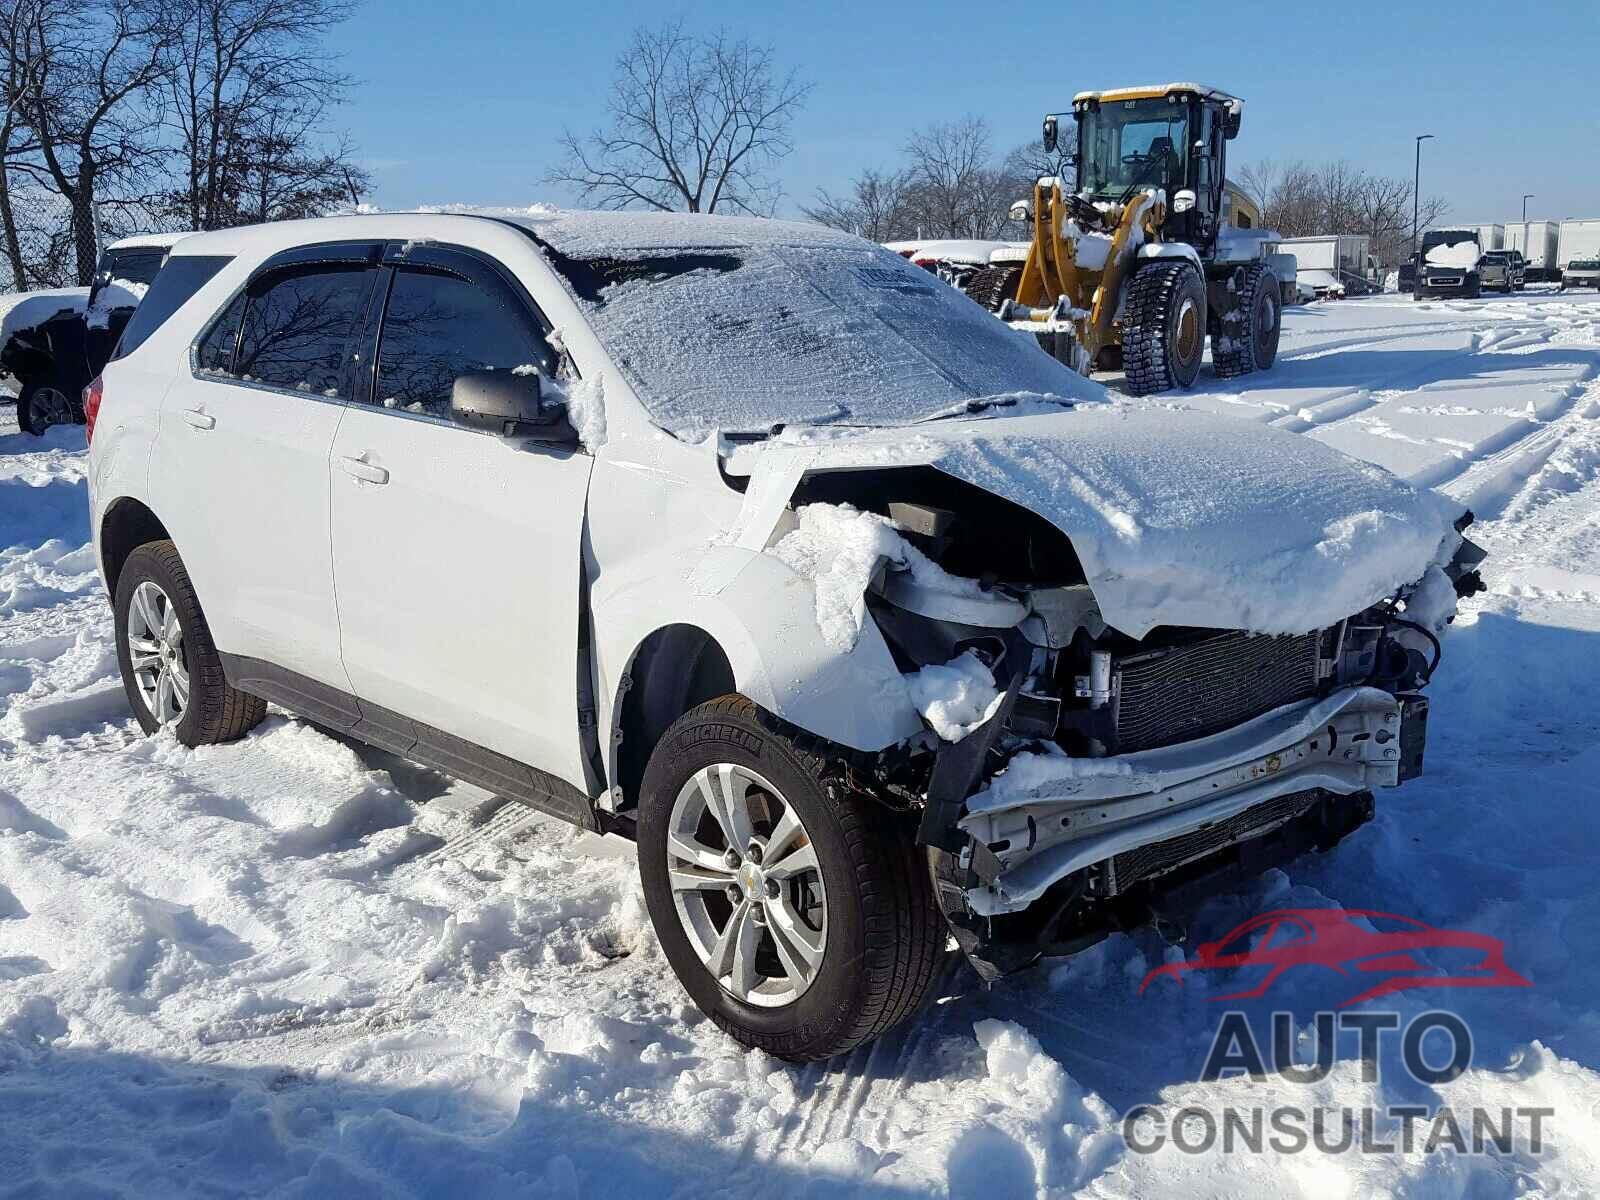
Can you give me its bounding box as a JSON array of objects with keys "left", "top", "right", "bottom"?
[
  {"left": 450, "top": 370, "right": 576, "bottom": 444},
  {"left": 1042, "top": 114, "right": 1058, "bottom": 154}
]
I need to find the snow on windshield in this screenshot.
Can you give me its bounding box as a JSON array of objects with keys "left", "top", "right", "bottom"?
[
  {"left": 1425, "top": 241, "right": 1480, "bottom": 268},
  {"left": 508, "top": 211, "right": 1099, "bottom": 439}
]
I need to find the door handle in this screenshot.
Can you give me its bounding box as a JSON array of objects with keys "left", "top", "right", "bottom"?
[
  {"left": 181, "top": 408, "right": 215, "bottom": 430},
  {"left": 339, "top": 455, "right": 389, "bottom": 485}
]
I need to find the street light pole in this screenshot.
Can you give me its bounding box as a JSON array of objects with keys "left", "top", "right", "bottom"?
[{"left": 1413, "top": 134, "right": 1434, "bottom": 258}]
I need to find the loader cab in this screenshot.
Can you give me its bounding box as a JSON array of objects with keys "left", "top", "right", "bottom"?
[{"left": 1067, "top": 84, "right": 1243, "bottom": 252}]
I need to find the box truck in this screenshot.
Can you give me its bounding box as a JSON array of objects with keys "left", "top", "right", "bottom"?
[
  {"left": 1503, "top": 221, "right": 1560, "bottom": 281},
  {"left": 1273, "top": 234, "right": 1376, "bottom": 298},
  {"left": 1465, "top": 223, "right": 1505, "bottom": 251},
  {"left": 1559, "top": 219, "right": 1600, "bottom": 290}
]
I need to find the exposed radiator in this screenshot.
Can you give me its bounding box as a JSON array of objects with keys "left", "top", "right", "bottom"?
[
  {"left": 1113, "top": 629, "right": 1322, "bottom": 753},
  {"left": 1105, "top": 788, "right": 1327, "bottom": 896}
]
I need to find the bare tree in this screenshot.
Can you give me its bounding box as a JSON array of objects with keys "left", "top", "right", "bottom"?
[
  {"left": 1240, "top": 157, "right": 1448, "bottom": 266},
  {"left": 802, "top": 167, "right": 915, "bottom": 241},
  {"left": 0, "top": 0, "right": 45, "bottom": 287},
  {"left": 164, "top": 0, "right": 360, "bottom": 230},
  {"left": 7, "top": 0, "right": 172, "bottom": 284},
  {"left": 898, "top": 116, "right": 1013, "bottom": 240},
  {"left": 549, "top": 23, "right": 810, "bottom": 215}
]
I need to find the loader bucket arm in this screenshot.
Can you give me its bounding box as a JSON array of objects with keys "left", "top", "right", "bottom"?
[
  {"left": 1010, "top": 179, "right": 1165, "bottom": 366},
  {"left": 1088, "top": 191, "right": 1163, "bottom": 353}
]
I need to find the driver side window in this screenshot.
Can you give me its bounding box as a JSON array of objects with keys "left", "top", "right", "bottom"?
[{"left": 372, "top": 265, "right": 553, "bottom": 421}]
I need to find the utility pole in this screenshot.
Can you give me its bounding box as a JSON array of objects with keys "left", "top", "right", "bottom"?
[{"left": 1413, "top": 134, "right": 1434, "bottom": 258}]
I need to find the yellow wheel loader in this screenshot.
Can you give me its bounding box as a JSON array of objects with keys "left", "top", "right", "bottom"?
[{"left": 965, "top": 83, "right": 1298, "bottom": 396}]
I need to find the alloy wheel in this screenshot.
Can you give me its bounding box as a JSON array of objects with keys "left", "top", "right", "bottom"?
[
  {"left": 665, "top": 763, "right": 828, "bottom": 1007},
  {"left": 126, "top": 580, "right": 190, "bottom": 725},
  {"left": 26, "top": 386, "right": 74, "bottom": 430}
]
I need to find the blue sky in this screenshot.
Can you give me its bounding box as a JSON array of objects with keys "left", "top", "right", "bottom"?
[{"left": 331, "top": 0, "right": 1600, "bottom": 225}]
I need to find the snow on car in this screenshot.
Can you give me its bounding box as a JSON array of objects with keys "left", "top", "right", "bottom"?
[{"left": 2, "top": 222, "right": 1599, "bottom": 1195}]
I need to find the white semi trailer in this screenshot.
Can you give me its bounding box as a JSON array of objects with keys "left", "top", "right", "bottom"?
[{"left": 1503, "top": 221, "right": 1561, "bottom": 281}]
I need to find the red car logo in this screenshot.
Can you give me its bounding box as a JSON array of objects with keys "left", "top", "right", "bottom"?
[{"left": 1139, "top": 908, "right": 1531, "bottom": 1007}]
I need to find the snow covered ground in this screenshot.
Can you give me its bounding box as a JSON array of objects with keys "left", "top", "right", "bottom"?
[{"left": 2, "top": 288, "right": 1599, "bottom": 1197}]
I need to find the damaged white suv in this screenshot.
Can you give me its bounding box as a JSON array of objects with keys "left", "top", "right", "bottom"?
[{"left": 87, "top": 210, "right": 1485, "bottom": 1061}]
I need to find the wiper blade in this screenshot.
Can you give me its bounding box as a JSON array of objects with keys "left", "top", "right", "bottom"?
[{"left": 912, "top": 394, "right": 1074, "bottom": 424}]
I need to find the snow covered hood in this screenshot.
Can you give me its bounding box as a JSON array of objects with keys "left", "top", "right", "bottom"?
[{"left": 732, "top": 405, "right": 1466, "bottom": 638}]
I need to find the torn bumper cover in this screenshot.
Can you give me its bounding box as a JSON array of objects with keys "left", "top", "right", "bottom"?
[{"left": 953, "top": 685, "right": 1412, "bottom": 917}]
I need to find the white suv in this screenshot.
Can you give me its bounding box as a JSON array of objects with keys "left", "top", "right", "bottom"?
[{"left": 88, "top": 210, "right": 1483, "bottom": 1061}]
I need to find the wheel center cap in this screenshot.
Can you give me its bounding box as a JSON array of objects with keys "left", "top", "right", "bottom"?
[{"left": 738, "top": 863, "right": 763, "bottom": 897}]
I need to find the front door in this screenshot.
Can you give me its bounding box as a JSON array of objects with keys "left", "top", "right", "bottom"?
[{"left": 329, "top": 244, "right": 595, "bottom": 795}]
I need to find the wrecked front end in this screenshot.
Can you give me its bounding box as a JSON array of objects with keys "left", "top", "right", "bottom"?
[{"left": 797, "top": 470, "right": 1487, "bottom": 981}]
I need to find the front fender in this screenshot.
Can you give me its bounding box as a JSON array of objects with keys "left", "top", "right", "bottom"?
[{"left": 591, "top": 543, "right": 923, "bottom": 767}]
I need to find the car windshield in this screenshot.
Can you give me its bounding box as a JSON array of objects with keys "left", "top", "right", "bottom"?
[
  {"left": 540, "top": 234, "right": 1090, "bottom": 439},
  {"left": 1078, "top": 96, "right": 1189, "bottom": 195}
]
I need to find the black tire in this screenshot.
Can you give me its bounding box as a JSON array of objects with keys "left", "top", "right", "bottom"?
[
  {"left": 1122, "top": 259, "right": 1206, "bottom": 395},
  {"left": 637, "top": 695, "right": 945, "bottom": 1062},
  {"left": 1211, "top": 263, "right": 1281, "bottom": 380},
  {"left": 113, "top": 540, "right": 266, "bottom": 746},
  {"left": 961, "top": 263, "right": 1023, "bottom": 312},
  {"left": 16, "top": 381, "right": 78, "bottom": 435}
]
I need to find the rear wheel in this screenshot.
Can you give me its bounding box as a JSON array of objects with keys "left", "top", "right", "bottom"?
[
  {"left": 17, "top": 382, "right": 76, "bottom": 436},
  {"left": 638, "top": 695, "right": 945, "bottom": 1061},
  {"left": 1211, "top": 263, "right": 1281, "bottom": 380},
  {"left": 114, "top": 541, "right": 266, "bottom": 745},
  {"left": 1123, "top": 259, "right": 1206, "bottom": 395}
]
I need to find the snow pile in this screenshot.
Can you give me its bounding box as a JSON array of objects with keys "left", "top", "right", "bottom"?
[
  {"left": 768, "top": 502, "right": 992, "bottom": 651},
  {"left": 904, "top": 649, "right": 1002, "bottom": 740},
  {"left": 84, "top": 278, "right": 148, "bottom": 330},
  {"left": 1425, "top": 241, "right": 1481, "bottom": 268},
  {"left": 545, "top": 372, "right": 605, "bottom": 452}
]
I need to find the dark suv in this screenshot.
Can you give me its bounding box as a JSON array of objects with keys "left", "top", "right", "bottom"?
[{"left": 7, "top": 233, "right": 187, "bottom": 434}]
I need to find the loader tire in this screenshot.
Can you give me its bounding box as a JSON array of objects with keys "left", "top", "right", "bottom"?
[
  {"left": 1123, "top": 259, "right": 1205, "bottom": 395},
  {"left": 1212, "top": 263, "right": 1281, "bottom": 380},
  {"left": 962, "top": 263, "right": 1023, "bottom": 312}
]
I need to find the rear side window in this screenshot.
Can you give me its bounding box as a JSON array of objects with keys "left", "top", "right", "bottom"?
[
  {"left": 233, "top": 265, "right": 373, "bottom": 397},
  {"left": 106, "top": 249, "right": 168, "bottom": 288},
  {"left": 111, "top": 254, "right": 231, "bottom": 361},
  {"left": 373, "top": 265, "right": 550, "bottom": 419}
]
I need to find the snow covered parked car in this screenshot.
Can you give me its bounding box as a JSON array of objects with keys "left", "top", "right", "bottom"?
[
  {"left": 3, "top": 232, "right": 190, "bottom": 434},
  {"left": 85, "top": 210, "right": 1486, "bottom": 1061}
]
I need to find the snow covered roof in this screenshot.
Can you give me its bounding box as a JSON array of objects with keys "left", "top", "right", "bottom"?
[
  {"left": 0, "top": 287, "right": 88, "bottom": 345},
  {"left": 106, "top": 231, "right": 194, "bottom": 251},
  {"left": 886, "top": 239, "right": 1012, "bottom": 265},
  {"left": 1073, "top": 82, "right": 1240, "bottom": 105}
]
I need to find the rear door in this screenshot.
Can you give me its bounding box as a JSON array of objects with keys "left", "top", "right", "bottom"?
[
  {"left": 329, "top": 243, "right": 596, "bottom": 800},
  {"left": 150, "top": 242, "right": 382, "bottom": 697}
]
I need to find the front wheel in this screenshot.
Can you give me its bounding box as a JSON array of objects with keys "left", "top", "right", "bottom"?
[
  {"left": 114, "top": 541, "right": 266, "bottom": 745},
  {"left": 1122, "top": 259, "right": 1206, "bottom": 395},
  {"left": 637, "top": 696, "right": 945, "bottom": 1061}
]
